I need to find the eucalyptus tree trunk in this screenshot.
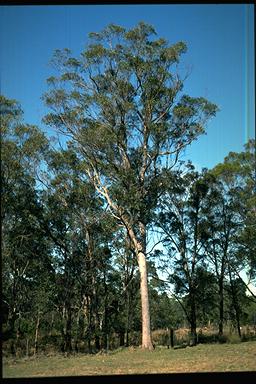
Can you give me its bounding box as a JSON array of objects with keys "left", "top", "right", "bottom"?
[
  {"left": 125, "top": 289, "right": 130, "bottom": 347},
  {"left": 74, "top": 310, "right": 81, "bottom": 353},
  {"left": 218, "top": 278, "right": 224, "bottom": 336},
  {"left": 189, "top": 293, "right": 197, "bottom": 346},
  {"left": 228, "top": 262, "right": 241, "bottom": 338},
  {"left": 62, "top": 305, "right": 72, "bottom": 353},
  {"left": 34, "top": 311, "right": 40, "bottom": 356},
  {"left": 102, "top": 267, "right": 109, "bottom": 351},
  {"left": 65, "top": 306, "right": 73, "bottom": 353},
  {"left": 49, "top": 312, "right": 54, "bottom": 337},
  {"left": 128, "top": 221, "right": 153, "bottom": 350},
  {"left": 217, "top": 244, "right": 228, "bottom": 337},
  {"left": 137, "top": 249, "right": 153, "bottom": 350},
  {"left": 84, "top": 226, "right": 101, "bottom": 351}
]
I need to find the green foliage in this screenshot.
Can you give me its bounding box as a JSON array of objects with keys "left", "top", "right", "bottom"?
[
  {"left": 1, "top": 96, "right": 54, "bottom": 347},
  {"left": 43, "top": 22, "right": 218, "bottom": 230},
  {"left": 150, "top": 291, "right": 184, "bottom": 330}
]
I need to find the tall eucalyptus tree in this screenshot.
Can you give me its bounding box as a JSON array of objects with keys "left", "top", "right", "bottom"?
[{"left": 43, "top": 22, "right": 218, "bottom": 349}]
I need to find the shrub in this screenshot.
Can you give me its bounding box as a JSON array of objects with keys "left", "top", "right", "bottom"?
[
  {"left": 218, "top": 334, "right": 228, "bottom": 344},
  {"left": 225, "top": 334, "right": 241, "bottom": 344},
  {"left": 197, "top": 333, "right": 218, "bottom": 344}
]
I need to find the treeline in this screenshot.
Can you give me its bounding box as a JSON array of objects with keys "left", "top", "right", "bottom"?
[
  {"left": 1, "top": 22, "right": 256, "bottom": 356},
  {"left": 1, "top": 95, "right": 255, "bottom": 356}
]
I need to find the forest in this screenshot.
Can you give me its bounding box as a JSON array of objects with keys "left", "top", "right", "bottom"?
[{"left": 1, "top": 22, "right": 256, "bottom": 358}]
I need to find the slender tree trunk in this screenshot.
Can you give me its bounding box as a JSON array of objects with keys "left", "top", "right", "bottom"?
[
  {"left": 65, "top": 305, "right": 72, "bottom": 353},
  {"left": 125, "top": 330, "right": 129, "bottom": 347},
  {"left": 228, "top": 264, "right": 241, "bottom": 338},
  {"left": 61, "top": 306, "right": 66, "bottom": 352},
  {"left": 61, "top": 305, "right": 72, "bottom": 353},
  {"left": 88, "top": 338, "right": 92, "bottom": 353},
  {"left": 15, "top": 314, "right": 21, "bottom": 357},
  {"left": 124, "top": 239, "right": 135, "bottom": 348},
  {"left": 119, "top": 331, "right": 125, "bottom": 347},
  {"left": 235, "top": 310, "right": 241, "bottom": 338},
  {"left": 10, "top": 340, "right": 16, "bottom": 355},
  {"left": 8, "top": 312, "right": 17, "bottom": 355},
  {"left": 85, "top": 227, "right": 101, "bottom": 351},
  {"left": 125, "top": 289, "right": 130, "bottom": 347},
  {"left": 75, "top": 310, "right": 82, "bottom": 353},
  {"left": 26, "top": 338, "right": 29, "bottom": 358},
  {"left": 8, "top": 312, "right": 17, "bottom": 339},
  {"left": 34, "top": 311, "right": 40, "bottom": 356},
  {"left": 85, "top": 295, "right": 92, "bottom": 353},
  {"left": 102, "top": 313, "right": 109, "bottom": 350},
  {"left": 49, "top": 312, "right": 54, "bottom": 337},
  {"left": 218, "top": 278, "right": 224, "bottom": 336},
  {"left": 103, "top": 267, "right": 109, "bottom": 350},
  {"left": 95, "top": 335, "right": 100, "bottom": 351},
  {"left": 84, "top": 295, "right": 92, "bottom": 352},
  {"left": 94, "top": 312, "right": 101, "bottom": 351},
  {"left": 189, "top": 293, "right": 197, "bottom": 346}
]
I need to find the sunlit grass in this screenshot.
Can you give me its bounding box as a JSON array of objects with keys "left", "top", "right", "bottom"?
[{"left": 3, "top": 341, "right": 256, "bottom": 377}]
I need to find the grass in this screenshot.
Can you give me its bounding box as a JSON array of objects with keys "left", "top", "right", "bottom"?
[{"left": 2, "top": 341, "right": 256, "bottom": 378}]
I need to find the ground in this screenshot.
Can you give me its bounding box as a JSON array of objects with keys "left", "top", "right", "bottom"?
[{"left": 2, "top": 341, "right": 256, "bottom": 378}]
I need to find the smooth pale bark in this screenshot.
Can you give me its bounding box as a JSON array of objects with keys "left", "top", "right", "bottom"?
[
  {"left": 137, "top": 250, "right": 154, "bottom": 350},
  {"left": 90, "top": 179, "right": 154, "bottom": 350},
  {"left": 126, "top": 221, "right": 154, "bottom": 350}
]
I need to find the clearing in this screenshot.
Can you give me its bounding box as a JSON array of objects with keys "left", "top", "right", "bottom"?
[{"left": 2, "top": 341, "right": 256, "bottom": 378}]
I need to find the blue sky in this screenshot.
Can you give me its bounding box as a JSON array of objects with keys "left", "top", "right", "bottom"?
[{"left": 0, "top": 4, "right": 254, "bottom": 170}]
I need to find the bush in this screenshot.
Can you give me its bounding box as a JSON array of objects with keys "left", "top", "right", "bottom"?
[
  {"left": 197, "top": 331, "right": 243, "bottom": 345},
  {"left": 197, "top": 333, "right": 218, "bottom": 344},
  {"left": 218, "top": 334, "right": 228, "bottom": 344},
  {"left": 225, "top": 334, "right": 241, "bottom": 344}
]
